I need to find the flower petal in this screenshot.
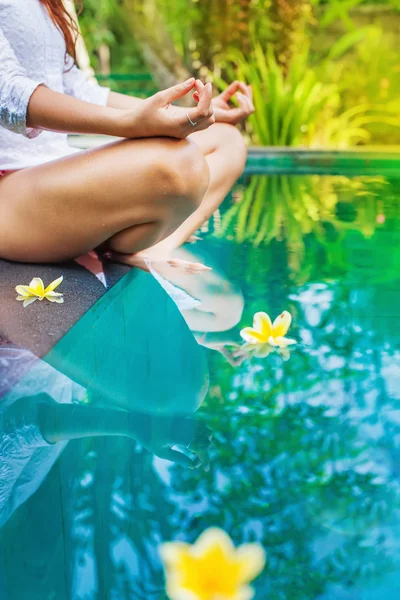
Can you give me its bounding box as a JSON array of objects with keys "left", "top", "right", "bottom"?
[
  {"left": 47, "top": 296, "right": 64, "bottom": 304},
  {"left": 253, "top": 312, "right": 272, "bottom": 338},
  {"left": 15, "top": 285, "right": 32, "bottom": 297},
  {"left": 241, "top": 343, "right": 255, "bottom": 354},
  {"left": 278, "top": 349, "right": 291, "bottom": 362},
  {"left": 193, "top": 527, "right": 235, "bottom": 559},
  {"left": 160, "top": 542, "right": 190, "bottom": 569},
  {"left": 240, "top": 327, "right": 267, "bottom": 344},
  {"left": 44, "top": 275, "right": 63, "bottom": 294},
  {"left": 253, "top": 344, "right": 271, "bottom": 358},
  {"left": 236, "top": 543, "right": 266, "bottom": 583},
  {"left": 268, "top": 336, "right": 278, "bottom": 347},
  {"left": 23, "top": 297, "right": 37, "bottom": 308},
  {"left": 272, "top": 311, "right": 292, "bottom": 337},
  {"left": 45, "top": 291, "right": 63, "bottom": 298},
  {"left": 27, "top": 278, "right": 45, "bottom": 297},
  {"left": 235, "top": 586, "right": 256, "bottom": 600},
  {"left": 275, "top": 336, "right": 297, "bottom": 348},
  {"left": 165, "top": 582, "right": 199, "bottom": 600}
]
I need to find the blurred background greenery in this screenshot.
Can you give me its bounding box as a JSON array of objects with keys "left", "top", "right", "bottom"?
[{"left": 76, "top": 0, "right": 400, "bottom": 147}]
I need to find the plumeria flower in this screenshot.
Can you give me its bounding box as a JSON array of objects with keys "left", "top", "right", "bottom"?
[
  {"left": 160, "top": 527, "right": 265, "bottom": 600},
  {"left": 240, "top": 311, "right": 297, "bottom": 361},
  {"left": 15, "top": 276, "right": 64, "bottom": 308}
]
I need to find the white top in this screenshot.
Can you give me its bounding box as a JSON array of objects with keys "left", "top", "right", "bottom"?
[
  {"left": 0, "top": 346, "right": 86, "bottom": 527},
  {"left": 0, "top": 0, "right": 110, "bottom": 170}
]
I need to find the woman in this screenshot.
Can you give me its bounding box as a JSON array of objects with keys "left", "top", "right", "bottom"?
[{"left": 0, "top": 0, "right": 254, "bottom": 269}]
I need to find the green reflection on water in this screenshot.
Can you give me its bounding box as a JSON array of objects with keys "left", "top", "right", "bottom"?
[{"left": 1, "top": 173, "right": 400, "bottom": 600}]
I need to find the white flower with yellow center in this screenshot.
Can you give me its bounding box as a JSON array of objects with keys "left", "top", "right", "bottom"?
[
  {"left": 160, "top": 527, "right": 265, "bottom": 600},
  {"left": 240, "top": 310, "right": 297, "bottom": 360}
]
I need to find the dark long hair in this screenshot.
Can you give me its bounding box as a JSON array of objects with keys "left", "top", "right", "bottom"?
[{"left": 40, "top": 0, "right": 82, "bottom": 62}]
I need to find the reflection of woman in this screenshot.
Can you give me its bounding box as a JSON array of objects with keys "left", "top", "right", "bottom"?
[
  {"left": 0, "top": 0, "right": 253, "bottom": 270},
  {"left": 148, "top": 242, "right": 247, "bottom": 366},
  {"left": 0, "top": 389, "right": 209, "bottom": 529},
  {"left": 0, "top": 259, "right": 211, "bottom": 528}
]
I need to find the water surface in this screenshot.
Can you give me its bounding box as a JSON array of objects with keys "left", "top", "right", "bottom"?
[{"left": 1, "top": 170, "right": 400, "bottom": 599}]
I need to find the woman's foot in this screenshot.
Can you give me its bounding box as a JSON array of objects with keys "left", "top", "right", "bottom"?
[{"left": 107, "top": 249, "right": 212, "bottom": 276}]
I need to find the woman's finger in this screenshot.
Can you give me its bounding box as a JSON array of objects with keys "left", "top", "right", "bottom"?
[
  {"left": 220, "top": 80, "right": 241, "bottom": 103},
  {"left": 197, "top": 82, "right": 213, "bottom": 116},
  {"left": 186, "top": 83, "right": 213, "bottom": 129},
  {"left": 194, "top": 79, "right": 205, "bottom": 93},
  {"left": 183, "top": 81, "right": 213, "bottom": 128},
  {"left": 237, "top": 92, "right": 254, "bottom": 115},
  {"left": 241, "top": 85, "right": 255, "bottom": 111},
  {"left": 238, "top": 83, "right": 254, "bottom": 112},
  {"left": 157, "top": 77, "right": 195, "bottom": 104}
]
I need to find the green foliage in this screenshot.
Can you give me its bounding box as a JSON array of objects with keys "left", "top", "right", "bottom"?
[
  {"left": 217, "top": 174, "right": 400, "bottom": 287},
  {"left": 322, "top": 26, "right": 400, "bottom": 145},
  {"left": 219, "top": 174, "right": 336, "bottom": 250},
  {"left": 77, "top": 1, "right": 400, "bottom": 146},
  {"left": 218, "top": 26, "right": 400, "bottom": 147},
  {"left": 220, "top": 45, "right": 336, "bottom": 146},
  {"left": 312, "top": 0, "right": 367, "bottom": 29}
]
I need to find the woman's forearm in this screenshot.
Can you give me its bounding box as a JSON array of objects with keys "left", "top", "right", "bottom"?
[
  {"left": 27, "top": 84, "right": 129, "bottom": 136},
  {"left": 26, "top": 80, "right": 214, "bottom": 141},
  {"left": 107, "top": 90, "right": 146, "bottom": 110},
  {"left": 38, "top": 402, "right": 150, "bottom": 443}
]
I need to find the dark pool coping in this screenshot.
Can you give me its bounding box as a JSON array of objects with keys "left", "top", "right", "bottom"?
[{"left": 68, "top": 136, "right": 400, "bottom": 176}]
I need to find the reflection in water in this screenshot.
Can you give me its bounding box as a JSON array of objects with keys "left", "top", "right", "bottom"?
[
  {"left": 1, "top": 175, "right": 400, "bottom": 599},
  {"left": 0, "top": 266, "right": 211, "bottom": 599}
]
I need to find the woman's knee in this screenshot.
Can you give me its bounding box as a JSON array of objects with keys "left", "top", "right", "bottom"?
[
  {"left": 219, "top": 124, "right": 247, "bottom": 168},
  {"left": 156, "top": 139, "right": 210, "bottom": 218}
]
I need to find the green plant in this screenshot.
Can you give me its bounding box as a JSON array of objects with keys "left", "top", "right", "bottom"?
[
  {"left": 219, "top": 174, "right": 336, "bottom": 246},
  {"left": 218, "top": 25, "right": 400, "bottom": 147},
  {"left": 216, "top": 174, "right": 394, "bottom": 286},
  {"left": 220, "top": 45, "right": 338, "bottom": 146},
  {"left": 311, "top": 0, "right": 367, "bottom": 29},
  {"left": 323, "top": 26, "right": 400, "bottom": 145}
]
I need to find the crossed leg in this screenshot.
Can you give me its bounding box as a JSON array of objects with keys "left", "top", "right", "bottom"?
[
  {"left": 120, "top": 122, "right": 248, "bottom": 267},
  {"left": 0, "top": 123, "right": 246, "bottom": 266},
  {"left": 0, "top": 137, "right": 209, "bottom": 263}
]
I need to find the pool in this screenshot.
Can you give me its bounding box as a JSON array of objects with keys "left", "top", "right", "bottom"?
[{"left": 1, "top": 154, "right": 400, "bottom": 599}]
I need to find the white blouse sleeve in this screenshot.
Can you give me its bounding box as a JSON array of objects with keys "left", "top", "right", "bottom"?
[
  {"left": 0, "top": 26, "right": 45, "bottom": 138},
  {"left": 63, "top": 56, "right": 110, "bottom": 106}
]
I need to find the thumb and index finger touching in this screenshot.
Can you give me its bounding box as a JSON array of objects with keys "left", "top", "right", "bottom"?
[
  {"left": 157, "top": 77, "right": 252, "bottom": 109},
  {"left": 158, "top": 77, "right": 196, "bottom": 104},
  {"left": 158, "top": 77, "right": 211, "bottom": 105}
]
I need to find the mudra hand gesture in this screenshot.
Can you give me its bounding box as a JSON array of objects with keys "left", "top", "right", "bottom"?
[{"left": 193, "top": 79, "right": 255, "bottom": 125}]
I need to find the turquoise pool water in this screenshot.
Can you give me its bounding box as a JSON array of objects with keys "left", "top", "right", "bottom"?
[{"left": 1, "top": 168, "right": 400, "bottom": 599}]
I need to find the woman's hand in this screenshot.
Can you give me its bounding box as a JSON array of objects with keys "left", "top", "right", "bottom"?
[
  {"left": 119, "top": 78, "right": 215, "bottom": 139},
  {"left": 209, "top": 81, "right": 255, "bottom": 125},
  {"left": 127, "top": 412, "right": 212, "bottom": 469}
]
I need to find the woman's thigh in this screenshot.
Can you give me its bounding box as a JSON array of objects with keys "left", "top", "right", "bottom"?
[{"left": 0, "top": 136, "right": 208, "bottom": 263}]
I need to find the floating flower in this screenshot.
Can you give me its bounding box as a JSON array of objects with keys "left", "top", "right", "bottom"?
[
  {"left": 160, "top": 527, "right": 265, "bottom": 600},
  {"left": 240, "top": 311, "right": 297, "bottom": 360},
  {"left": 15, "top": 276, "right": 64, "bottom": 308}
]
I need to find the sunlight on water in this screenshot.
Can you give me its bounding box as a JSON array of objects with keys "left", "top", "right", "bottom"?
[{"left": 1, "top": 173, "right": 400, "bottom": 599}]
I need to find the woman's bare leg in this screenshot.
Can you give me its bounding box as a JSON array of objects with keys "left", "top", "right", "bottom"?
[
  {"left": 0, "top": 137, "right": 209, "bottom": 263},
  {"left": 131, "top": 123, "right": 247, "bottom": 259}
]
